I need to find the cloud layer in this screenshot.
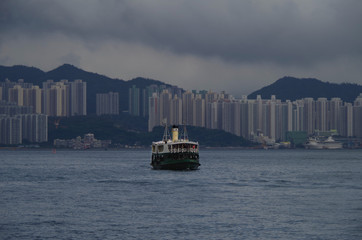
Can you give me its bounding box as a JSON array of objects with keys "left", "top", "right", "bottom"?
[{"left": 1, "top": 0, "right": 361, "bottom": 95}]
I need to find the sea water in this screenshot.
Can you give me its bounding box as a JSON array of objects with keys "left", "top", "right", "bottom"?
[{"left": 1, "top": 149, "right": 362, "bottom": 239}]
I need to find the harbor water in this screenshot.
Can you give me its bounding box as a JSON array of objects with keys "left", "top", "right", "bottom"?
[{"left": 1, "top": 149, "right": 362, "bottom": 239}]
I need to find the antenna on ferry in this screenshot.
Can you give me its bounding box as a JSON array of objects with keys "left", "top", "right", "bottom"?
[
  {"left": 183, "top": 122, "right": 188, "bottom": 141},
  {"left": 162, "top": 119, "right": 170, "bottom": 142}
]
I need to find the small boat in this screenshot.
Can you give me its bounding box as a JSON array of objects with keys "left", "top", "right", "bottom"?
[
  {"left": 305, "top": 136, "right": 342, "bottom": 149},
  {"left": 305, "top": 137, "right": 324, "bottom": 149},
  {"left": 323, "top": 136, "right": 343, "bottom": 149},
  {"left": 151, "top": 125, "right": 200, "bottom": 170}
]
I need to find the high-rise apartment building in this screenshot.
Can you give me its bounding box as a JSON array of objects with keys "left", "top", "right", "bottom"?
[
  {"left": 0, "top": 115, "right": 22, "bottom": 144},
  {"left": 170, "top": 95, "right": 182, "bottom": 125},
  {"left": 159, "top": 90, "right": 172, "bottom": 125},
  {"left": 129, "top": 85, "right": 140, "bottom": 116},
  {"left": 23, "top": 86, "right": 42, "bottom": 114},
  {"left": 194, "top": 95, "right": 205, "bottom": 127},
  {"left": 329, "top": 98, "right": 343, "bottom": 130},
  {"left": 0, "top": 101, "right": 47, "bottom": 144},
  {"left": 70, "top": 79, "right": 86, "bottom": 116},
  {"left": 315, "top": 98, "right": 328, "bottom": 132},
  {"left": 42, "top": 80, "right": 70, "bottom": 116},
  {"left": 42, "top": 79, "right": 86, "bottom": 117},
  {"left": 8, "top": 85, "right": 24, "bottom": 106},
  {"left": 96, "top": 92, "right": 119, "bottom": 115},
  {"left": 148, "top": 93, "right": 160, "bottom": 132},
  {"left": 1, "top": 79, "right": 33, "bottom": 102},
  {"left": 182, "top": 91, "right": 194, "bottom": 125},
  {"left": 21, "top": 114, "right": 48, "bottom": 143},
  {"left": 353, "top": 94, "right": 362, "bottom": 138}
]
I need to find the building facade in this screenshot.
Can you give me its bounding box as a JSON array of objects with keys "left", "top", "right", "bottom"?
[{"left": 96, "top": 92, "right": 119, "bottom": 115}]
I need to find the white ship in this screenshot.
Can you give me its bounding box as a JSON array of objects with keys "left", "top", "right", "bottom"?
[{"left": 305, "top": 136, "right": 342, "bottom": 149}]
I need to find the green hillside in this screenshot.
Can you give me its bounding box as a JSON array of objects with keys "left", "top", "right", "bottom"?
[{"left": 48, "top": 115, "right": 254, "bottom": 147}]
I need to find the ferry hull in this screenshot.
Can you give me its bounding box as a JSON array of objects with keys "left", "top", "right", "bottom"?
[{"left": 151, "top": 154, "right": 200, "bottom": 170}]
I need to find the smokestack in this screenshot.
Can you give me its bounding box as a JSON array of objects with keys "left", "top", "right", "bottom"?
[{"left": 172, "top": 125, "right": 179, "bottom": 142}]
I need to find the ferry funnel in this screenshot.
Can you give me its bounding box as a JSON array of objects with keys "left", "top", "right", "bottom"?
[{"left": 172, "top": 125, "right": 179, "bottom": 142}]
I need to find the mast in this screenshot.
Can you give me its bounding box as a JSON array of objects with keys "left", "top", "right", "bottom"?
[
  {"left": 182, "top": 123, "right": 188, "bottom": 141},
  {"left": 162, "top": 122, "right": 170, "bottom": 142}
]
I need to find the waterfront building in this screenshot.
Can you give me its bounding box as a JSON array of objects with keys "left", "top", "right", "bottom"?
[{"left": 54, "top": 133, "right": 111, "bottom": 149}]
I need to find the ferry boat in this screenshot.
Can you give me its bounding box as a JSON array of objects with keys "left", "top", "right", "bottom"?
[{"left": 151, "top": 125, "right": 200, "bottom": 170}]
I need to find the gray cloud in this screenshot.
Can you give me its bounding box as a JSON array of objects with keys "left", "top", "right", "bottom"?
[
  {"left": 1, "top": 0, "right": 362, "bottom": 95},
  {"left": 60, "top": 52, "right": 81, "bottom": 67}
]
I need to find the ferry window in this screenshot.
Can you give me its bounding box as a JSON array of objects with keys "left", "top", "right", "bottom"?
[
  {"left": 158, "top": 145, "right": 164, "bottom": 152},
  {"left": 152, "top": 145, "right": 155, "bottom": 152}
]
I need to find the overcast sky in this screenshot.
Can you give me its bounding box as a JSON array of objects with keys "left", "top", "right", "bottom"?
[{"left": 1, "top": 0, "right": 361, "bottom": 96}]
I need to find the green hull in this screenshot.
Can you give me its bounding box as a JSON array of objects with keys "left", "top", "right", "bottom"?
[{"left": 151, "top": 153, "right": 200, "bottom": 170}]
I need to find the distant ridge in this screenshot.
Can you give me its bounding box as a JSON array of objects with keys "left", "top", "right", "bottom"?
[
  {"left": 248, "top": 76, "right": 362, "bottom": 103},
  {"left": 0, "top": 64, "right": 172, "bottom": 113}
]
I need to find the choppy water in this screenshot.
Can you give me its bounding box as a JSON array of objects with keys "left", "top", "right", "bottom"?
[{"left": 1, "top": 149, "right": 362, "bottom": 239}]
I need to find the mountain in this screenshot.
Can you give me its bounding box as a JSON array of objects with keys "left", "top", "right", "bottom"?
[
  {"left": 248, "top": 76, "right": 362, "bottom": 103},
  {"left": 0, "top": 64, "right": 171, "bottom": 113},
  {"left": 0, "top": 65, "right": 45, "bottom": 86}
]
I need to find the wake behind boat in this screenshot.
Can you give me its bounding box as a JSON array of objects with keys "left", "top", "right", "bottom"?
[{"left": 151, "top": 125, "right": 200, "bottom": 170}]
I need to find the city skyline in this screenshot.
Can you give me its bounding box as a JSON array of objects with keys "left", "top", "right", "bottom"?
[
  {"left": 1, "top": 76, "right": 362, "bottom": 145},
  {"left": 143, "top": 88, "right": 362, "bottom": 141}
]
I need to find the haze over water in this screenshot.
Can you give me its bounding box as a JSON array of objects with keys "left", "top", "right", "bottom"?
[{"left": 1, "top": 149, "right": 362, "bottom": 239}]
